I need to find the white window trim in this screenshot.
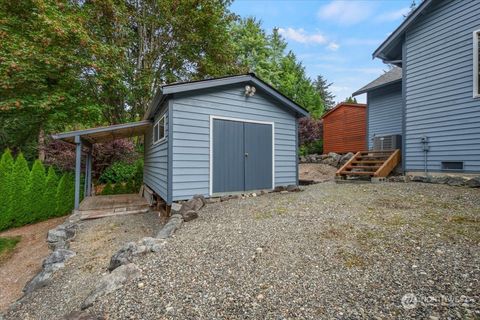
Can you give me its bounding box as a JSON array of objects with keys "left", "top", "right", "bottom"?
[
  {"left": 209, "top": 115, "right": 275, "bottom": 196},
  {"left": 474, "top": 29, "right": 480, "bottom": 98},
  {"left": 152, "top": 114, "right": 166, "bottom": 145}
]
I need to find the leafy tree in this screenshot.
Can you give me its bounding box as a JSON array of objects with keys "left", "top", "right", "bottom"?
[
  {"left": 314, "top": 75, "right": 336, "bottom": 110},
  {"left": 0, "top": 149, "right": 15, "bottom": 230},
  {"left": 28, "top": 160, "right": 46, "bottom": 223},
  {"left": 126, "top": 179, "right": 137, "bottom": 193},
  {"left": 11, "top": 153, "right": 30, "bottom": 226},
  {"left": 43, "top": 166, "right": 58, "bottom": 218},
  {"left": 0, "top": 0, "right": 103, "bottom": 160}
]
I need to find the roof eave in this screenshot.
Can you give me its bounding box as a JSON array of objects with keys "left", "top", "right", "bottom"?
[
  {"left": 373, "top": 0, "right": 433, "bottom": 61},
  {"left": 352, "top": 79, "right": 402, "bottom": 97}
]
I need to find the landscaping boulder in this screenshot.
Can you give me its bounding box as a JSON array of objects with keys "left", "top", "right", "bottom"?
[
  {"left": 445, "top": 176, "right": 467, "bottom": 187},
  {"left": 140, "top": 237, "right": 165, "bottom": 253},
  {"left": 23, "top": 249, "right": 76, "bottom": 294},
  {"left": 47, "top": 223, "right": 76, "bottom": 250},
  {"left": 182, "top": 210, "right": 198, "bottom": 222},
  {"left": 181, "top": 195, "right": 205, "bottom": 212},
  {"left": 286, "top": 185, "right": 300, "bottom": 192},
  {"left": 82, "top": 263, "right": 141, "bottom": 309},
  {"left": 108, "top": 242, "right": 137, "bottom": 271},
  {"left": 156, "top": 214, "right": 184, "bottom": 239},
  {"left": 338, "top": 152, "right": 354, "bottom": 167},
  {"left": 273, "top": 186, "right": 286, "bottom": 192},
  {"left": 170, "top": 202, "right": 183, "bottom": 215},
  {"left": 466, "top": 176, "right": 480, "bottom": 188},
  {"left": 410, "top": 175, "right": 428, "bottom": 183}
]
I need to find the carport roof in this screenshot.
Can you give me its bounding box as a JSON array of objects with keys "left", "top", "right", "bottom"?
[{"left": 51, "top": 120, "right": 152, "bottom": 144}]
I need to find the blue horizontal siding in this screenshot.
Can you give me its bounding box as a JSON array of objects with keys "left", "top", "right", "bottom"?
[
  {"left": 143, "top": 103, "right": 169, "bottom": 201},
  {"left": 171, "top": 86, "right": 297, "bottom": 201},
  {"left": 367, "top": 82, "right": 403, "bottom": 149},
  {"left": 404, "top": 0, "right": 480, "bottom": 173}
]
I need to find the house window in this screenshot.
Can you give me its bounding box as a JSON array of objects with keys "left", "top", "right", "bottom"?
[
  {"left": 153, "top": 115, "right": 165, "bottom": 144},
  {"left": 475, "top": 30, "right": 480, "bottom": 97},
  {"left": 441, "top": 161, "right": 464, "bottom": 171}
]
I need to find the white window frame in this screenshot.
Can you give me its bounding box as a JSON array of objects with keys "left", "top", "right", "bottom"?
[
  {"left": 474, "top": 29, "right": 480, "bottom": 98},
  {"left": 152, "top": 114, "right": 166, "bottom": 144}
]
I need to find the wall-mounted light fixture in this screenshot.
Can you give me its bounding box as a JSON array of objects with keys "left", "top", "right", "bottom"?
[{"left": 245, "top": 85, "right": 256, "bottom": 97}]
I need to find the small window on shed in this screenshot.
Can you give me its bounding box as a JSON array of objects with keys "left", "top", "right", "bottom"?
[
  {"left": 475, "top": 30, "right": 480, "bottom": 97},
  {"left": 153, "top": 115, "right": 165, "bottom": 144},
  {"left": 441, "top": 161, "right": 464, "bottom": 171}
]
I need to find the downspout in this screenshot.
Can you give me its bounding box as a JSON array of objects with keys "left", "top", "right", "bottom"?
[{"left": 421, "top": 136, "right": 429, "bottom": 176}]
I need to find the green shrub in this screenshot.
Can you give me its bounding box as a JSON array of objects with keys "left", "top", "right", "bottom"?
[
  {"left": 102, "top": 182, "right": 113, "bottom": 195},
  {"left": 134, "top": 159, "right": 143, "bottom": 188},
  {"left": 300, "top": 139, "right": 323, "bottom": 156},
  {"left": 28, "top": 160, "right": 46, "bottom": 223},
  {"left": 112, "top": 182, "right": 125, "bottom": 194},
  {"left": 126, "top": 179, "right": 137, "bottom": 193},
  {"left": 55, "top": 173, "right": 74, "bottom": 216},
  {"left": 43, "top": 167, "right": 58, "bottom": 218},
  {"left": 99, "top": 162, "right": 137, "bottom": 184},
  {"left": 11, "top": 153, "right": 30, "bottom": 226},
  {"left": 0, "top": 149, "right": 15, "bottom": 230}
]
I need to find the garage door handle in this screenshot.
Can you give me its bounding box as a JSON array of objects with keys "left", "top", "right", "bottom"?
[{"left": 245, "top": 152, "right": 249, "bottom": 157}]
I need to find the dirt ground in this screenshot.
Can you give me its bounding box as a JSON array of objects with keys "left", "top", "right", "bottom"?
[
  {"left": 0, "top": 217, "right": 66, "bottom": 312},
  {"left": 299, "top": 163, "right": 337, "bottom": 182}
]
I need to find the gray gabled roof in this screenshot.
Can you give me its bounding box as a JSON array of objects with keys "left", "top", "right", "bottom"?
[
  {"left": 144, "top": 73, "right": 309, "bottom": 119},
  {"left": 353, "top": 67, "right": 402, "bottom": 96},
  {"left": 373, "top": 0, "right": 434, "bottom": 62}
]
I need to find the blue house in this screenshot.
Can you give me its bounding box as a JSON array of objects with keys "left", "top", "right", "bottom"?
[
  {"left": 353, "top": 0, "right": 480, "bottom": 175},
  {"left": 54, "top": 74, "right": 308, "bottom": 210}
]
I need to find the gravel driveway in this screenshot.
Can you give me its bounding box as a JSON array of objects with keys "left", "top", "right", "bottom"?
[{"left": 5, "top": 182, "right": 480, "bottom": 319}]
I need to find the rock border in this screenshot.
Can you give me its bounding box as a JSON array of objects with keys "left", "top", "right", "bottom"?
[
  {"left": 409, "top": 175, "right": 480, "bottom": 188},
  {"left": 299, "top": 152, "right": 354, "bottom": 168}
]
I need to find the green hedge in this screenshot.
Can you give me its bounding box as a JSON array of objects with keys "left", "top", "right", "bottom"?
[{"left": 0, "top": 149, "right": 76, "bottom": 231}]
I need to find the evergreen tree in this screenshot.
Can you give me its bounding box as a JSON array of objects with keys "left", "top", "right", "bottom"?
[
  {"left": 28, "top": 160, "right": 46, "bottom": 223},
  {"left": 43, "top": 167, "right": 58, "bottom": 218},
  {"left": 345, "top": 97, "right": 358, "bottom": 104},
  {"left": 55, "top": 174, "right": 69, "bottom": 216},
  {"left": 0, "top": 149, "right": 15, "bottom": 230},
  {"left": 314, "top": 75, "right": 336, "bottom": 110},
  {"left": 11, "top": 153, "right": 30, "bottom": 226}
]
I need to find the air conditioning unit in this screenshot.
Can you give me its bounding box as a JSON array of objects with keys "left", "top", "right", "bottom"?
[{"left": 373, "top": 134, "right": 402, "bottom": 151}]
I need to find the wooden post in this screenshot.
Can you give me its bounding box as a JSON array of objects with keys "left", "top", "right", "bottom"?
[
  {"left": 84, "top": 152, "right": 88, "bottom": 197},
  {"left": 74, "top": 136, "right": 82, "bottom": 210}
]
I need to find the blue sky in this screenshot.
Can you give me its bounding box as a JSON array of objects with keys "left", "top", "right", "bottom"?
[{"left": 230, "top": 0, "right": 412, "bottom": 103}]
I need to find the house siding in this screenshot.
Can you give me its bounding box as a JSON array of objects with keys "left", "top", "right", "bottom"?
[
  {"left": 367, "top": 82, "right": 403, "bottom": 149},
  {"left": 170, "top": 85, "right": 297, "bottom": 201},
  {"left": 404, "top": 0, "right": 480, "bottom": 173},
  {"left": 143, "top": 103, "right": 169, "bottom": 201}
]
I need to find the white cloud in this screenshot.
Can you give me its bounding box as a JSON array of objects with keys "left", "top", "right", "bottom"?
[
  {"left": 278, "top": 27, "right": 327, "bottom": 44},
  {"left": 327, "top": 42, "right": 340, "bottom": 51},
  {"left": 317, "top": 1, "right": 375, "bottom": 26},
  {"left": 376, "top": 7, "right": 410, "bottom": 22}
]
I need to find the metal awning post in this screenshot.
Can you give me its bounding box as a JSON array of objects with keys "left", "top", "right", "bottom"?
[
  {"left": 86, "top": 150, "right": 93, "bottom": 196},
  {"left": 74, "top": 136, "right": 82, "bottom": 210}
]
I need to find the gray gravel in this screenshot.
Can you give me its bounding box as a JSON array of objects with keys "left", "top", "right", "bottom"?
[
  {"left": 93, "top": 182, "right": 479, "bottom": 319},
  {"left": 4, "top": 211, "right": 160, "bottom": 320},
  {"left": 5, "top": 182, "right": 480, "bottom": 319}
]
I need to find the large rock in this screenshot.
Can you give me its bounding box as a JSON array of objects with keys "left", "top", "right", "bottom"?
[
  {"left": 82, "top": 263, "right": 142, "bottom": 309},
  {"left": 140, "top": 237, "right": 165, "bottom": 253},
  {"left": 47, "top": 223, "right": 76, "bottom": 250},
  {"left": 108, "top": 242, "right": 138, "bottom": 272},
  {"left": 286, "top": 185, "right": 300, "bottom": 192},
  {"left": 181, "top": 195, "right": 205, "bottom": 213},
  {"left": 445, "top": 176, "right": 467, "bottom": 187},
  {"left": 466, "top": 176, "right": 480, "bottom": 188},
  {"left": 182, "top": 210, "right": 198, "bottom": 222},
  {"left": 23, "top": 249, "right": 76, "bottom": 294},
  {"left": 156, "top": 214, "right": 184, "bottom": 239},
  {"left": 338, "top": 152, "right": 354, "bottom": 167},
  {"left": 410, "top": 175, "right": 428, "bottom": 183}
]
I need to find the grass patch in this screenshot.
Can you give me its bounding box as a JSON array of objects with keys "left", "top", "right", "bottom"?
[{"left": 0, "top": 236, "right": 21, "bottom": 264}]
